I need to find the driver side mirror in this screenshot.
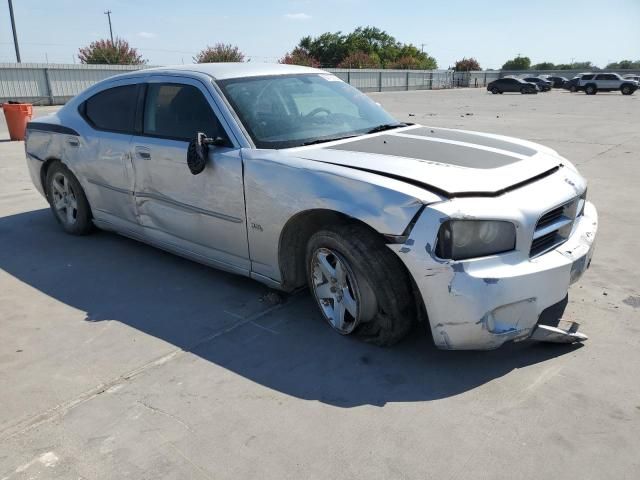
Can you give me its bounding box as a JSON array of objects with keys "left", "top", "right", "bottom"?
[{"left": 186, "top": 132, "right": 227, "bottom": 175}]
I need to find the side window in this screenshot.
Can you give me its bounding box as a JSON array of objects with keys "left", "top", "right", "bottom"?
[
  {"left": 83, "top": 85, "right": 137, "bottom": 133},
  {"left": 143, "top": 83, "right": 228, "bottom": 142},
  {"left": 582, "top": 74, "right": 594, "bottom": 80}
]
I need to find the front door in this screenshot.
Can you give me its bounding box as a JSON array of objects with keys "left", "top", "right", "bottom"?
[{"left": 130, "top": 76, "right": 249, "bottom": 274}]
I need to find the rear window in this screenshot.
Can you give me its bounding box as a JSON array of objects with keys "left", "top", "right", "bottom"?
[{"left": 83, "top": 85, "right": 137, "bottom": 133}]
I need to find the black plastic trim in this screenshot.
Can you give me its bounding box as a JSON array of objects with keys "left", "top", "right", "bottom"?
[
  {"left": 26, "top": 122, "right": 79, "bottom": 136},
  {"left": 311, "top": 160, "right": 562, "bottom": 199}
]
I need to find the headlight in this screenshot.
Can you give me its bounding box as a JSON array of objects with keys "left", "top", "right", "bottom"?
[{"left": 436, "top": 220, "right": 516, "bottom": 260}]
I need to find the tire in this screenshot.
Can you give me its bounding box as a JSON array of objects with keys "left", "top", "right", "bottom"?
[
  {"left": 490, "top": 87, "right": 499, "bottom": 94},
  {"left": 569, "top": 85, "right": 577, "bottom": 92},
  {"left": 621, "top": 84, "right": 634, "bottom": 95},
  {"left": 45, "top": 162, "right": 93, "bottom": 235},
  {"left": 585, "top": 84, "right": 597, "bottom": 95},
  {"left": 520, "top": 87, "right": 527, "bottom": 94},
  {"left": 306, "top": 223, "right": 416, "bottom": 346}
]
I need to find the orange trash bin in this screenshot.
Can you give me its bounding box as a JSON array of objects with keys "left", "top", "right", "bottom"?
[{"left": 2, "top": 102, "right": 33, "bottom": 141}]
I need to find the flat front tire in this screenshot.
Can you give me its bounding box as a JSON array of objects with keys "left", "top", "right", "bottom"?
[
  {"left": 306, "top": 223, "right": 416, "bottom": 346},
  {"left": 45, "top": 162, "right": 93, "bottom": 235}
]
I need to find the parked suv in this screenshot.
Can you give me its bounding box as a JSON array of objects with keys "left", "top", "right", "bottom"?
[{"left": 578, "top": 73, "right": 638, "bottom": 95}]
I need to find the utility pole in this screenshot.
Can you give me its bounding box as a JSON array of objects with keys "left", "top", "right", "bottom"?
[
  {"left": 8, "top": 0, "right": 21, "bottom": 63},
  {"left": 420, "top": 43, "right": 427, "bottom": 53},
  {"left": 104, "top": 10, "right": 114, "bottom": 43}
]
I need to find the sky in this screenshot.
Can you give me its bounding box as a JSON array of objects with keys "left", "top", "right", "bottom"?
[{"left": 1, "top": 0, "right": 638, "bottom": 69}]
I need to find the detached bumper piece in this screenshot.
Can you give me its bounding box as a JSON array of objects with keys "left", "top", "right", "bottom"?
[{"left": 530, "top": 322, "right": 588, "bottom": 344}]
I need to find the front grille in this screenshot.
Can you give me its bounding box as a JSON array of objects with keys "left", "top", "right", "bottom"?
[
  {"left": 536, "top": 206, "right": 564, "bottom": 230},
  {"left": 530, "top": 197, "right": 581, "bottom": 257}
]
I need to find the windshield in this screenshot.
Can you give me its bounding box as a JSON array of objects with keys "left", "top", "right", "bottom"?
[{"left": 217, "top": 74, "right": 402, "bottom": 149}]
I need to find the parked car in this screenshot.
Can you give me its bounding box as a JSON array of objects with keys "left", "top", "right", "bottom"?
[
  {"left": 25, "top": 63, "right": 598, "bottom": 350},
  {"left": 563, "top": 76, "right": 582, "bottom": 92},
  {"left": 578, "top": 72, "right": 638, "bottom": 95},
  {"left": 547, "top": 76, "right": 568, "bottom": 88},
  {"left": 487, "top": 77, "right": 538, "bottom": 94},
  {"left": 522, "top": 77, "right": 552, "bottom": 92},
  {"left": 622, "top": 74, "right": 640, "bottom": 83}
]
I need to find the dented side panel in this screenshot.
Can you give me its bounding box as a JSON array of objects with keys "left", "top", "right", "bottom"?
[{"left": 242, "top": 148, "right": 437, "bottom": 281}]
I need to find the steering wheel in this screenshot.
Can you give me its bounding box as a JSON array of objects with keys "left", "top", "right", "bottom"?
[{"left": 305, "top": 107, "right": 331, "bottom": 118}]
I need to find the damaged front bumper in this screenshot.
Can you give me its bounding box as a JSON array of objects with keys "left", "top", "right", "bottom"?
[{"left": 392, "top": 190, "right": 598, "bottom": 350}]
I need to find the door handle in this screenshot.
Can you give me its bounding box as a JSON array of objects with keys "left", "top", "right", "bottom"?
[
  {"left": 66, "top": 136, "right": 79, "bottom": 147},
  {"left": 134, "top": 146, "right": 151, "bottom": 160}
]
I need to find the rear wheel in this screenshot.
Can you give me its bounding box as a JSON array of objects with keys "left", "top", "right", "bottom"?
[
  {"left": 306, "top": 223, "right": 416, "bottom": 346},
  {"left": 45, "top": 162, "right": 93, "bottom": 235},
  {"left": 585, "top": 84, "right": 597, "bottom": 95}
]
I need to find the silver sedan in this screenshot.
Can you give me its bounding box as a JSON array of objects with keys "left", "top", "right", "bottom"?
[{"left": 25, "top": 63, "right": 597, "bottom": 350}]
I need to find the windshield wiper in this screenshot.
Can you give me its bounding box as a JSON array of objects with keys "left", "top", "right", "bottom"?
[
  {"left": 366, "top": 123, "right": 407, "bottom": 134},
  {"left": 301, "top": 135, "right": 359, "bottom": 146}
]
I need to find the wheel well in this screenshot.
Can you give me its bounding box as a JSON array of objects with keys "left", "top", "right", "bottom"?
[
  {"left": 278, "top": 209, "right": 384, "bottom": 291},
  {"left": 40, "top": 157, "right": 61, "bottom": 195}
]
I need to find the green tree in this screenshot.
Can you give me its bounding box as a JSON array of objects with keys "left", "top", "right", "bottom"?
[
  {"left": 606, "top": 59, "right": 640, "bottom": 69},
  {"left": 293, "top": 26, "right": 437, "bottom": 69},
  {"left": 556, "top": 61, "right": 596, "bottom": 70},
  {"left": 337, "top": 51, "right": 381, "bottom": 69},
  {"left": 454, "top": 57, "right": 481, "bottom": 71},
  {"left": 501, "top": 55, "right": 531, "bottom": 71},
  {"left": 194, "top": 44, "right": 244, "bottom": 63},
  {"left": 78, "top": 38, "right": 146, "bottom": 65},
  {"left": 279, "top": 47, "right": 320, "bottom": 67},
  {"left": 532, "top": 62, "right": 555, "bottom": 70},
  {"left": 299, "top": 32, "right": 347, "bottom": 66}
]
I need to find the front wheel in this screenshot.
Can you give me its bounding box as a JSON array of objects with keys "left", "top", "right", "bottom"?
[
  {"left": 490, "top": 87, "right": 499, "bottom": 94},
  {"left": 585, "top": 84, "right": 597, "bottom": 95},
  {"left": 570, "top": 85, "right": 577, "bottom": 92},
  {"left": 621, "top": 84, "right": 634, "bottom": 95},
  {"left": 46, "top": 162, "right": 93, "bottom": 235},
  {"left": 306, "top": 224, "right": 416, "bottom": 346}
]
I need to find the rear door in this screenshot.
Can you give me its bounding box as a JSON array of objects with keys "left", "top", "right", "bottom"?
[
  {"left": 595, "top": 73, "right": 618, "bottom": 90},
  {"left": 130, "top": 76, "right": 250, "bottom": 274},
  {"left": 77, "top": 80, "right": 140, "bottom": 227}
]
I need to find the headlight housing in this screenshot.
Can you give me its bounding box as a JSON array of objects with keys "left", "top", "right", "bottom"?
[{"left": 436, "top": 220, "right": 516, "bottom": 260}]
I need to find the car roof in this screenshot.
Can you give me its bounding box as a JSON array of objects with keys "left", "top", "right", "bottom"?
[{"left": 125, "top": 62, "right": 325, "bottom": 80}]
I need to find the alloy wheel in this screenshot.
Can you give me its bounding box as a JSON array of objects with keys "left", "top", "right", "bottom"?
[
  {"left": 310, "top": 247, "right": 362, "bottom": 334},
  {"left": 50, "top": 172, "right": 78, "bottom": 226}
]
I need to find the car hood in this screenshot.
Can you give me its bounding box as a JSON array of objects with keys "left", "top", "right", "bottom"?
[{"left": 286, "top": 125, "right": 565, "bottom": 197}]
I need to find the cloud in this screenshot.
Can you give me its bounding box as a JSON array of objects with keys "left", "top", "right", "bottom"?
[
  {"left": 284, "top": 13, "right": 311, "bottom": 20},
  {"left": 137, "top": 32, "right": 157, "bottom": 39}
]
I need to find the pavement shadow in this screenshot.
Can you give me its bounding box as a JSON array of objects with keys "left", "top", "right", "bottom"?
[{"left": 0, "top": 209, "right": 582, "bottom": 408}]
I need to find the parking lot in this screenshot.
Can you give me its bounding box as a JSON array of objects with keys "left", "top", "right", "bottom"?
[{"left": 1, "top": 88, "right": 639, "bottom": 479}]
